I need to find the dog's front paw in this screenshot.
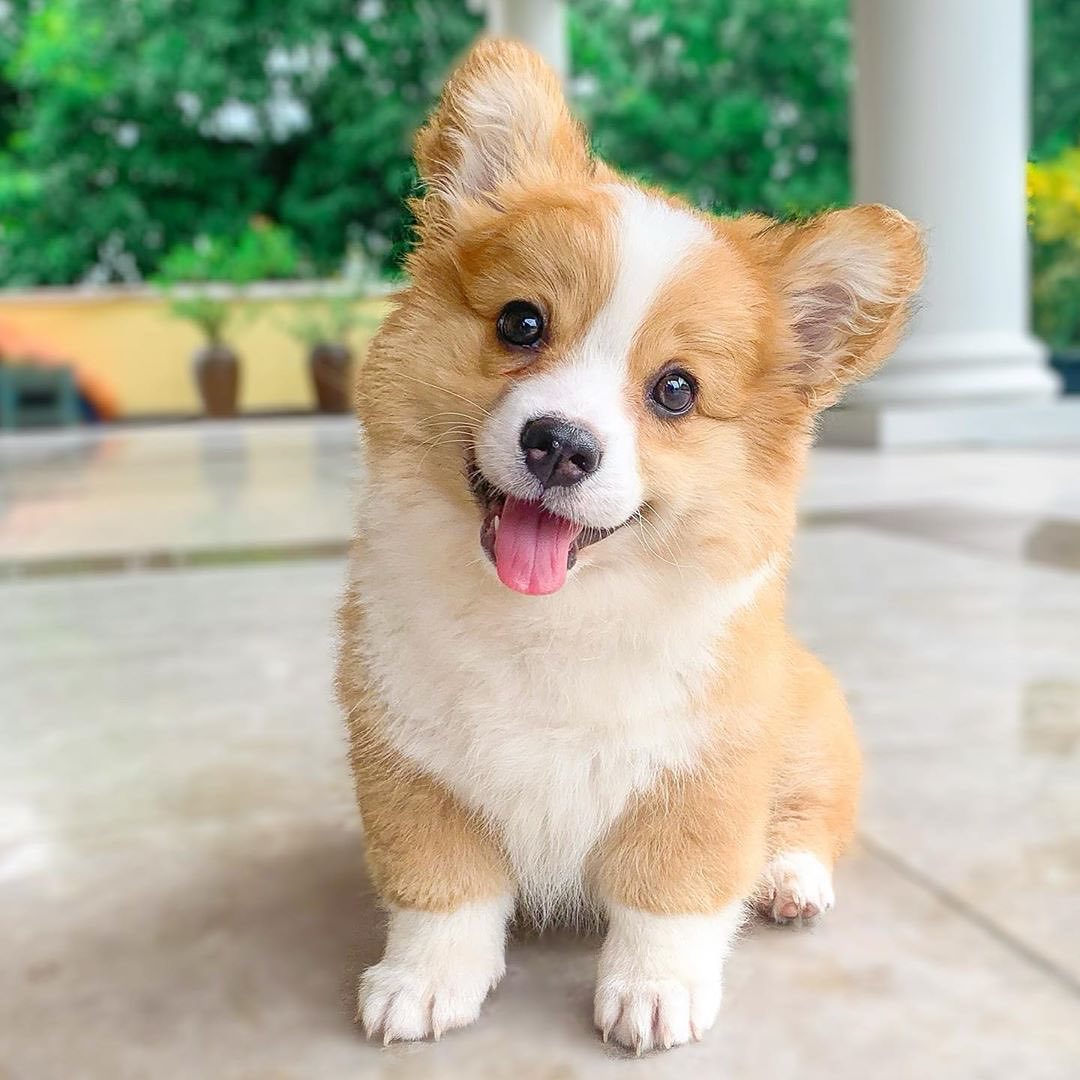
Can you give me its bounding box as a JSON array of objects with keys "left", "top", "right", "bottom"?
[
  {"left": 357, "top": 897, "right": 512, "bottom": 1044},
  {"left": 757, "top": 850, "right": 835, "bottom": 923},
  {"left": 594, "top": 975, "right": 721, "bottom": 1053},
  {"left": 358, "top": 957, "right": 500, "bottom": 1043},
  {"left": 594, "top": 903, "right": 744, "bottom": 1054}
]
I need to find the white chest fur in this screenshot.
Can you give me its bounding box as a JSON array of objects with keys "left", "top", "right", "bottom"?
[{"left": 350, "top": 479, "right": 775, "bottom": 917}]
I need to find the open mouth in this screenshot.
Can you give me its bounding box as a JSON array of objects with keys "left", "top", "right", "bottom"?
[{"left": 466, "top": 456, "right": 626, "bottom": 596}]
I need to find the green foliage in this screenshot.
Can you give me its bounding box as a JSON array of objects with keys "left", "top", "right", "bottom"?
[
  {"left": 286, "top": 292, "right": 378, "bottom": 348},
  {"left": 0, "top": 0, "right": 480, "bottom": 286},
  {"left": 1033, "top": 0, "right": 1080, "bottom": 160},
  {"left": 0, "top": 0, "right": 850, "bottom": 287},
  {"left": 571, "top": 0, "right": 850, "bottom": 217},
  {"left": 1028, "top": 150, "right": 1080, "bottom": 350},
  {"left": 154, "top": 218, "right": 303, "bottom": 342},
  {"left": 285, "top": 242, "right": 384, "bottom": 348},
  {"left": 1031, "top": 1, "right": 1080, "bottom": 348},
  {"left": 164, "top": 295, "right": 231, "bottom": 345},
  {"left": 0, "top": 1, "right": 25, "bottom": 147},
  {"left": 155, "top": 219, "right": 303, "bottom": 286},
  {"left": 0, "top": 0, "right": 1077, "bottom": 356}
]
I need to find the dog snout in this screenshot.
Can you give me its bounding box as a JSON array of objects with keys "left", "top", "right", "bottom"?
[{"left": 520, "top": 416, "right": 603, "bottom": 490}]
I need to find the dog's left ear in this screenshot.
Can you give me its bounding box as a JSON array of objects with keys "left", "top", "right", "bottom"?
[
  {"left": 414, "top": 38, "right": 590, "bottom": 222},
  {"left": 765, "top": 205, "right": 926, "bottom": 409}
]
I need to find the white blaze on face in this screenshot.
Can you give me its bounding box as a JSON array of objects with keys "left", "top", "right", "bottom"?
[{"left": 475, "top": 186, "right": 713, "bottom": 531}]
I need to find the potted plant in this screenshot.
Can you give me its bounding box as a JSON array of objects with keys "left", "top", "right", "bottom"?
[
  {"left": 287, "top": 294, "right": 372, "bottom": 413},
  {"left": 170, "top": 294, "right": 238, "bottom": 417},
  {"left": 155, "top": 218, "right": 303, "bottom": 417}
]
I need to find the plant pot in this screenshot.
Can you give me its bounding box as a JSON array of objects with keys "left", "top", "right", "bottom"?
[
  {"left": 1049, "top": 349, "right": 1080, "bottom": 395},
  {"left": 309, "top": 342, "right": 354, "bottom": 413},
  {"left": 193, "top": 342, "right": 240, "bottom": 418}
]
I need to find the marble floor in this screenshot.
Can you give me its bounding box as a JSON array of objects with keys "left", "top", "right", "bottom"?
[{"left": 2, "top": 418, "right": 1079, "bottom": 1079}]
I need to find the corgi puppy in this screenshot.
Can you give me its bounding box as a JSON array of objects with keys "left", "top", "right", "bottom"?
[{"left": 337, "top": 39, "right": 925, "bottom": 1053}]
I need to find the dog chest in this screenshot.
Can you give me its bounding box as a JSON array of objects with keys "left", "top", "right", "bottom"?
[{"left": 353, "top": 568, "right": 723, "bottom": 908}]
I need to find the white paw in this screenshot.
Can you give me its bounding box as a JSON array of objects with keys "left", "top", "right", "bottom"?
[
  {"left": 358, "top": 956, "right": 500, "bottom": 1042},
  {"left": 357, "top": 896, "right": 512, "bottom": 1044},
  {"left": 757, "top": 850, "right": 835, "bottom": 923},
  {"left": 594, "top": 903, "right": 743, "bottom": 1054}
]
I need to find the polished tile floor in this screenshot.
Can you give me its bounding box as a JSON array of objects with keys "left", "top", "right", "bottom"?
[{"left": 2, "top": 419, "right": 1079, "bottom": 1079}]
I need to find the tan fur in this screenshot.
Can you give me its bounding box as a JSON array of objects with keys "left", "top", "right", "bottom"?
[
  {"left": 339, "top": 39, "right": 923, "bottom": 931},
  {"left": 588, "top": 577, "right": 863, "bottom": 915},
  {"left": 338, "top": 583, "right": 512, "bottom": 910}
]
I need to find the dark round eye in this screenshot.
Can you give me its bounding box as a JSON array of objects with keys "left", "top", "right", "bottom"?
[
  {"left": 496, "top": 300, "right": 545, "bottom": 348},
  {"left": 651, "top": 369, "right": 696, "bottom": 416}
]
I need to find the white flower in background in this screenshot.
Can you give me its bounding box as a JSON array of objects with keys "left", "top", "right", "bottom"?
[{"left": 115, "top": 122, "right": 140, "bottom": 148}]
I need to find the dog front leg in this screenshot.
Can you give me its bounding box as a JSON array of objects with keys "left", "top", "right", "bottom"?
[
  {"left": 350, "top": 731, "right": 515, "bottom": 1043},
  {"left": 590, "top": 753, "right": 769, "bottom": 1053}
]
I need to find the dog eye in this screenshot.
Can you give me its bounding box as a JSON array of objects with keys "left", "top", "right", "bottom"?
[
  {"left": 496, "top": 301, "right": 545, "bottom": 348},
  {"left": 650, "top": 369, "right": 696, "bottom": 416}
]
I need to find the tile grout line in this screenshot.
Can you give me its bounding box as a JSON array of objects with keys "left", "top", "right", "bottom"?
[
  {"left": 0, "top": 540, "right": 351, "bottom": 580},
  {"left": 858, "top": 832, "right": 1080, "bottom": 998}
]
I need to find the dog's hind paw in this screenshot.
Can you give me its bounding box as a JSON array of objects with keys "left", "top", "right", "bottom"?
[{"left": 756, "top": 850, "right": 835, "bottom": 924}]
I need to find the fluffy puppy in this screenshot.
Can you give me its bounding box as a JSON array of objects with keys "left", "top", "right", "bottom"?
[{"left": 337, "top": 39, "right": 924, "bottom": 1053}]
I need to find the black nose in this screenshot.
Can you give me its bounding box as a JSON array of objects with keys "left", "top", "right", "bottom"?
[{"left": 520, "top": 416, "right": 603, "bottom": 490}]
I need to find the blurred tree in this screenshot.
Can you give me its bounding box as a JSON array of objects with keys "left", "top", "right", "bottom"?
[
  {"left": 0, "top": 0, "right": 480, "bottom": 286},
  {"left": 0, "top": 0, "right": 852, "bottom": 286},
  {"left": 1031, "top": 0, "right": 1080, "bottom": 350},
  {"left": 572, "top": 0, "right": 850, "bottom": 217},
  {"left": 1028, "top": 150, "right": 1080, "bottom": 350},
  {"left": 0, "top": 1, "right": 23, "bottom": 144},
  {"left": 1033, "top": 0, "right": 1080, "bottom": 159},
  {"left": 0, "top": 0, "right": 1076, "bottom": 290}
]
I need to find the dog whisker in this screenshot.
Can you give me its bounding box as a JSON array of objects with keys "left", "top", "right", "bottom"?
[{"left": 394, "top": 371, "right": 493, "bottom": 418}]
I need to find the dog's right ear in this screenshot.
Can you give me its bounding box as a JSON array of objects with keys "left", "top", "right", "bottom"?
[{"left": 414, "top": 39, "right": 591, "bottom": 222}]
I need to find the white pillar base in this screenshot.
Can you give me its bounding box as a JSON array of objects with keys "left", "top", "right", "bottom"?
[
  {"left": 825, "top": 327, "right": 1070, "bottom": 447},
  {"left": 818, "top": 399, "right": 1080, "bottom": 449},
  {"left": 847, "top": 331, "right": 1060, "bottom": 407}
]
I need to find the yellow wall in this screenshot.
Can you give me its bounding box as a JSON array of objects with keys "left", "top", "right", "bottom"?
[{"left": 0, "top": 287, "right": 391, "bottom": 417}]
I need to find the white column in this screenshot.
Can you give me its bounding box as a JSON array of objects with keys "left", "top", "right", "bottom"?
[
  {"left": 825, "top": 0, "right": 1072, "bottom": 446},
  {"left": 487, "top": 0, "right": 568, "bottom": 81}
]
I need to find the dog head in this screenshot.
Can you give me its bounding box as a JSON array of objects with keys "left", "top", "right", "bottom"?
[{"left": 359, "top": 40, "right": 925, "bottom": 596}]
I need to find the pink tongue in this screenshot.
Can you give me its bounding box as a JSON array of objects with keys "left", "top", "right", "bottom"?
[{"left": 493, "top": 496, "right": 583, "bottom": 595}]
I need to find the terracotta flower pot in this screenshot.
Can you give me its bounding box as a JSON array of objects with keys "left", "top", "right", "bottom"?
[
  {"left": 193, "top": 342, "right": 240, "bottom": 418},
  {"left": 309, "top": 342, "right": 353, "bottom": 413}
]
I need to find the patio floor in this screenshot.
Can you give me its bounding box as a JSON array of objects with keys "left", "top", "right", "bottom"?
[{"left": 1, "top": 418, "right": 1078, "bottom": 1079}]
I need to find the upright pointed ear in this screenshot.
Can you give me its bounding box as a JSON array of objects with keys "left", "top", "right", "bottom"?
[
  {"left": 768, "top": 205, "right": 926, "bottom": 409},
  {"left": 414, "top": 39, "right": 590, "bottom": 221}
]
